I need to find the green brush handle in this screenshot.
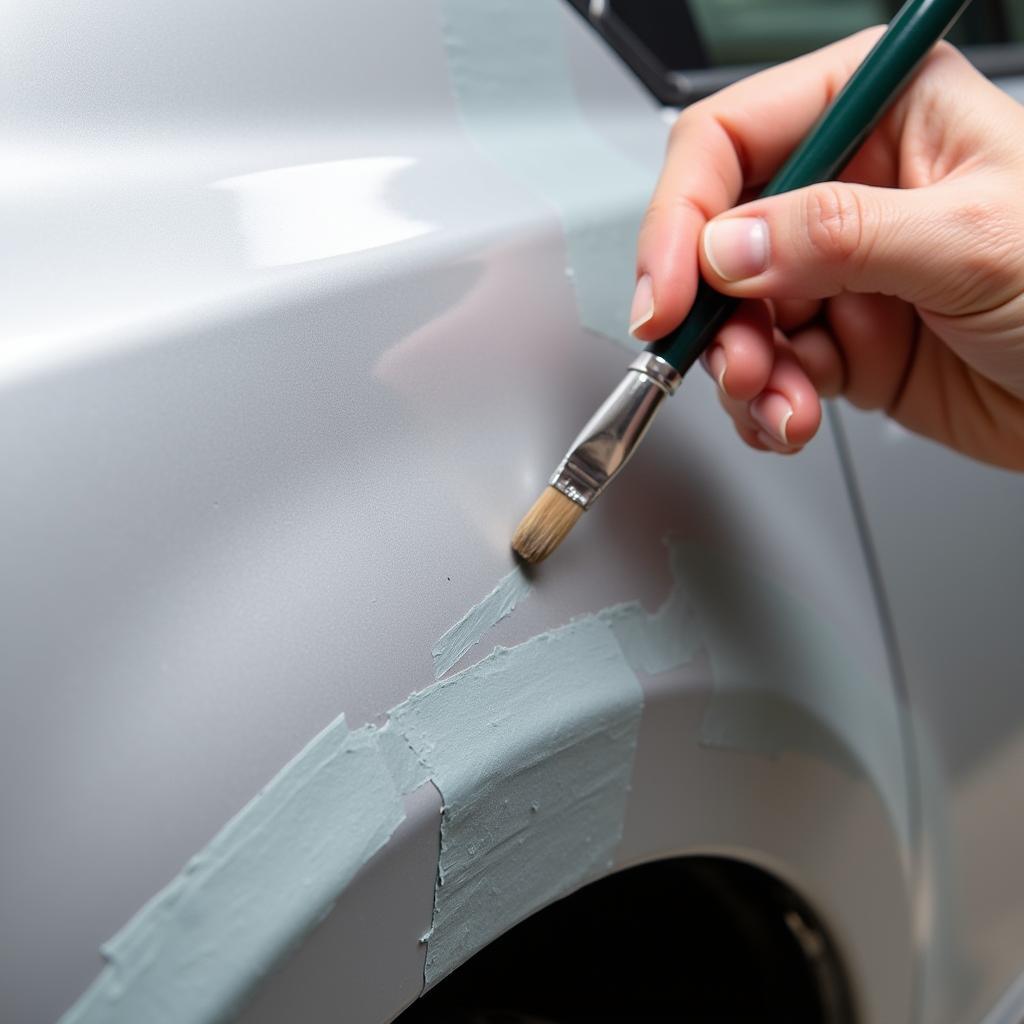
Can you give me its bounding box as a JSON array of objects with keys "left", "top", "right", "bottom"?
[{"left": 646, "top": 0, "right": 972, "bottom": 375}]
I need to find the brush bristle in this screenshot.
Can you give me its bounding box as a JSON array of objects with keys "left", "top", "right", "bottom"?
[{"left": 511, "top": 486, "right": 584, "bottom": 564}]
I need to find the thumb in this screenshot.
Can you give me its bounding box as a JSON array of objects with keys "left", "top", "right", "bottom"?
[{"left": 698, "top": 181, "right": 1014, "bottom": 315}]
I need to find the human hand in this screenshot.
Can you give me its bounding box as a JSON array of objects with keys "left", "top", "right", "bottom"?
[{"left": 631, "top": 29, "right": 1024, "bottom": 470}]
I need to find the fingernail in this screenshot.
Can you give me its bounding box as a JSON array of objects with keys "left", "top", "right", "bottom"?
[
  {"left": 705, "top": 345, "right": 728, "bottom": 391},
  {"left": 703, "top": 217, "right": 769, "bottom": 282},
  {"left": 750, "top": 392, "right": 793, "bottom": 444},
  {"left": 756, "top": 430, "right": 792, "bottom": 453},
  {"left": 629, "top": 274, "right": 654, "bottom": 335}
]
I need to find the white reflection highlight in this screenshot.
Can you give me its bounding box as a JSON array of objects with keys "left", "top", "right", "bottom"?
[{"left": 210, "top": 157, "right": 432, "bottom": 267}]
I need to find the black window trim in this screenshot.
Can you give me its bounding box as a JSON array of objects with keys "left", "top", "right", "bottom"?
[{"left": 568, "top": 0, "right": 1024, "bottom": 107}]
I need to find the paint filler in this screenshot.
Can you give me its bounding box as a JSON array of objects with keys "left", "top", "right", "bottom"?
[
  {"left": 59, "top": 534, "right": 911, "bottom": 1020},
  {"left": 393, "top": 615, "right": 643, "bottom": 983},
  {"left": 60, "top": 717, "right": 405, "bottom": 1024},
  {"left": 60, "top": 542, "right": 703, "bottom": 1022},
  {"left": 432, "top": 566, "right": 532, "bottom": 678},
  {"left": 598, "top": 543, "right": 704, "bottom": 676},
  {"left": 378, "top": 719, "right": 434, "bottom": 795},
  {"left": 403, "top": 538, "right": 704, "bottom": 984},
  {"left": 440, "top": 0, "right": 654, "bottom": 349}
]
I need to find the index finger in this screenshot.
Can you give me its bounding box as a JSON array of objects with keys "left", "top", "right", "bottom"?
[{"left": 632, "top": 27, "right": 884, "bottom": 341}]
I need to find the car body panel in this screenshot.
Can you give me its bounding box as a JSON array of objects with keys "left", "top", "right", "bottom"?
[
  {"left": 0, "top": 3, "right": 1021, "bottom": 1023},
  {"left": 836, "top": 403, "right": 1024, "bottom": 1024}
]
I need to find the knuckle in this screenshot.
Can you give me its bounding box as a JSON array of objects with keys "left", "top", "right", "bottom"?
[
  {"left": 641, "top": 192, "right": 709, "bottom": 239},
  {"left": 803, "top": 184, "right": 868, "bottom": 264},
  {"left": 639, "top": 198, "right": 673, "bottom": 239},
  {"left": 930, "top": 39, "right": 965, "bottom": 67},
  {"left": 949, "top": 198, "right": 998, "bottom": 234},
  {"left": 639, "top": 201, "right": 662, "bottom": 233},
  {"left": 668, "top": 101, "right": 720, "bottom": 154},
  {"left": 943, "top": 198, "right": 1022, "bottom": 305},
  {"left": 668, "top": 105, "right": 699, "bottom": 145}
]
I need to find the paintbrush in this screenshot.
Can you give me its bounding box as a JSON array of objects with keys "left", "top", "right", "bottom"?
[{"left": 511, "top": 0, "right": 971, "bottom": 563}]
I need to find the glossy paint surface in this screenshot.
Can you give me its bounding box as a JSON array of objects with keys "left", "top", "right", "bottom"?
[
  {"left": 1, "top": 3, "right": 1018, "bottom": 1024},
  {"left": 836, "top": 405, "right": 1024, "bottom": 1024}
]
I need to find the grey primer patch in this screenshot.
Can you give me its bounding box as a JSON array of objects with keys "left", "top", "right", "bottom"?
[
  {"left": 60, "top": 718, "right": 405, "bottom": 1024},
  {"left": 432, "top": 566, "right": 532, "bottom": 678},
  {"left": 403, "top": 539, "right": 703, "bottom": 984},
  {"left": 598, "top": 540, "right": 703, "bottom": 675},
  {"left": 60, "top": 544, "right": 703, "bottom": 1022},
  {"left": 394, "top": 616, "right": 642, "bottom": 983},
  {"left": 441, "top": 0, "right": 654, "bottom": 349}
]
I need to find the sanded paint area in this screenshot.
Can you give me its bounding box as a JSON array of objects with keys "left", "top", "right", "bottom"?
[{"left": 396, "top": 616, "right": 642, "bottom": 984}]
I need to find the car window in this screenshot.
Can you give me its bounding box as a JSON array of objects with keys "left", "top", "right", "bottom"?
[
  {"left": 687, "top": 0, "right": 1023, "bottom": 67},
  {"left": 570, "top": 0, "right": 1024, "bottom": 106},
  {"left": 688, "top": 0, "right": 891, "bottom": 66}
]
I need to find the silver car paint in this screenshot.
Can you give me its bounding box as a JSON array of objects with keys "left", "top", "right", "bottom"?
[{"left": 0, "top": 2, "right": 1020, "bottom": 1022}]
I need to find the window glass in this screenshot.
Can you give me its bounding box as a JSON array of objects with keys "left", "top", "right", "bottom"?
[
  {"left": 686, "top": 0, "right": 1024, "bottom": 67},
  {"left": 688, "top": 0, "right": 891, "bottom": 66},
  {"left": 1010, "top": 0, "right": 1024, "bottom": 38}
]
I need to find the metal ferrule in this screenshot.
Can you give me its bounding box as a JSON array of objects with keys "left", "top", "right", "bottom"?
[{"left": 549, "top": 352, "right": 682, "bottom": 509}]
